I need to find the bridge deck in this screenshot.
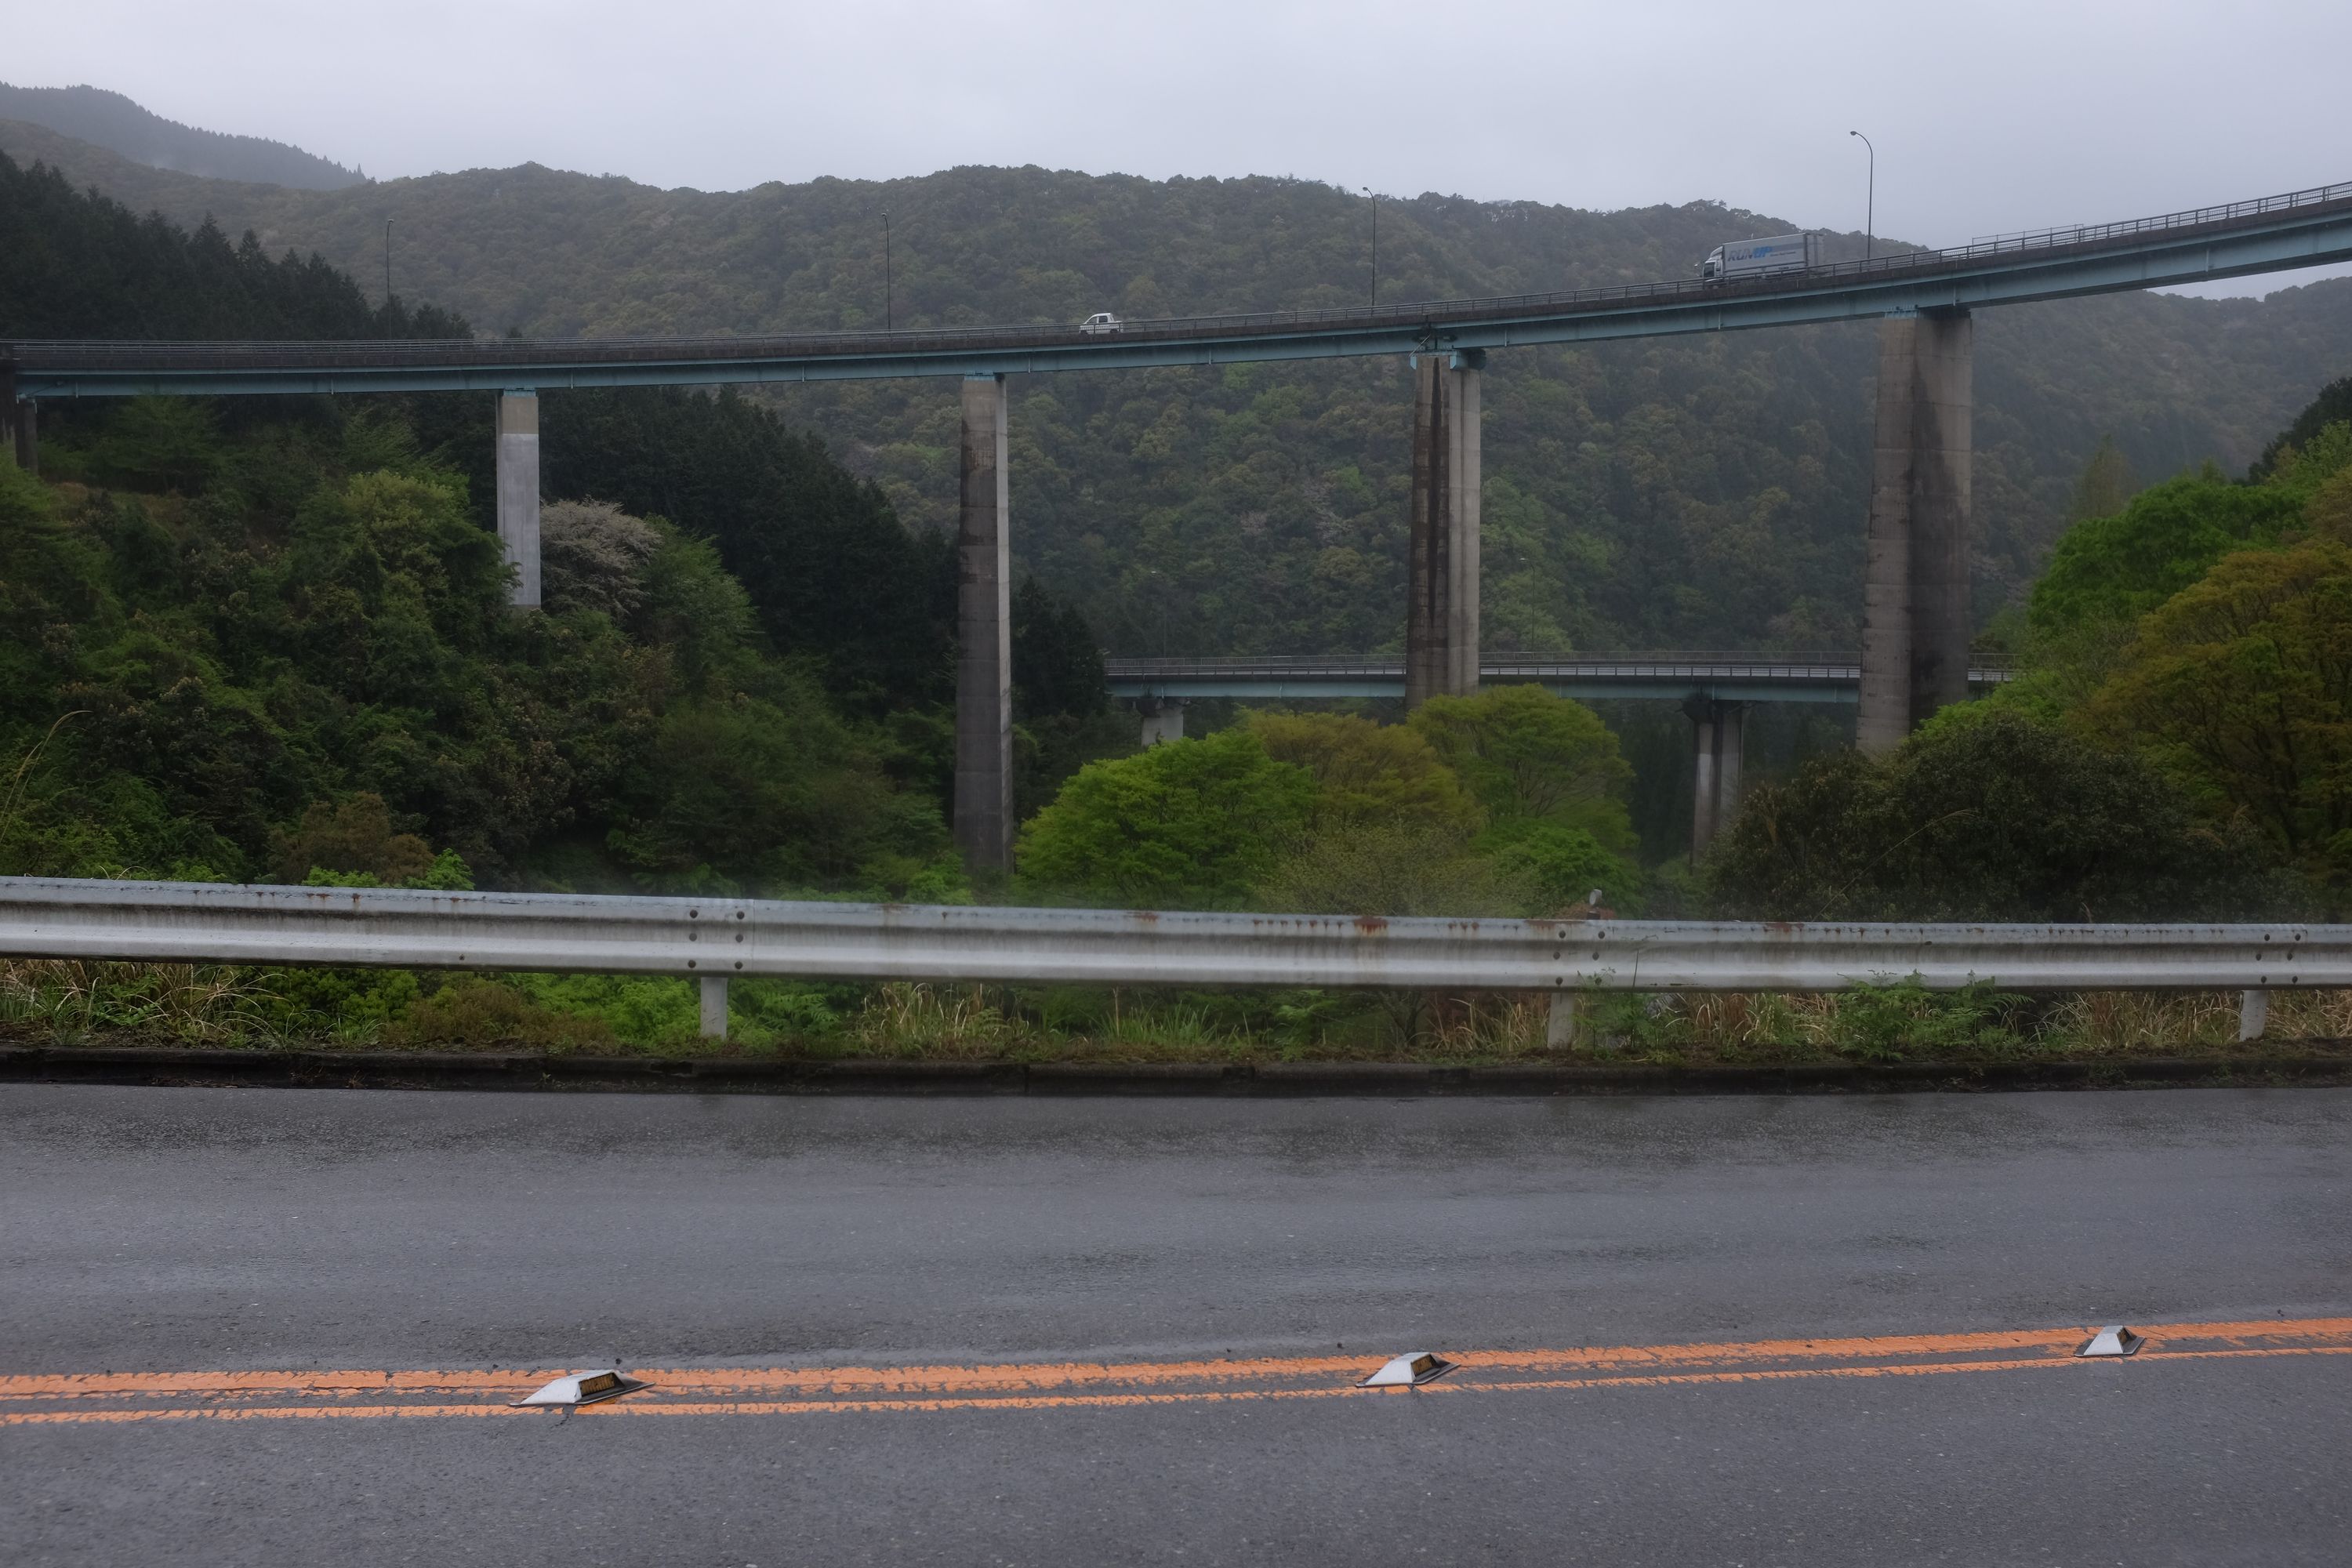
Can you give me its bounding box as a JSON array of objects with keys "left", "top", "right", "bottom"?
[{"left": 8, "top": 181, "right": 2350, "bottom": 396}]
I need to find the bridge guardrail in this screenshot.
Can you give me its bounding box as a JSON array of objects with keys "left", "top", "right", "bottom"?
[
  {"left": 1101, "top": 653, "right": 2015, "bottom": 686},
  {"left": 0, "top": 878, "right": 2330, "bottom": 993}
]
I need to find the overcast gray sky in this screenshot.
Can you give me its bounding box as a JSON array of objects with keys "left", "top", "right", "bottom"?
[{"left": 15, "top": 0, "right": 2351, "bottom": 295}]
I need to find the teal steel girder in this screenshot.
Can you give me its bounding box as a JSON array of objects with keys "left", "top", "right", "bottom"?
[
  {"left": 1105, "top": 668, "right": 2013, "bottom": 705},
  {"left": 13, "top": 200, "right": 2352, "bottom": 399},
  {"left": 1106, "top": 677, "right": 1855, "bottom": 705}
]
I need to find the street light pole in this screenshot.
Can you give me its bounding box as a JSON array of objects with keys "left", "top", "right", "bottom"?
[
  {"left": 1362, "top": 186, "right": 1377, "bottom": 310},
  {"left": 1849, "top": 132, "right": 1875, "bottom": 260},
  {"left": 383, "top": 218, "right": 394, "bottom": 306},
  {"left": 882, "top": 208, "right": 892, "bottom": 331}
]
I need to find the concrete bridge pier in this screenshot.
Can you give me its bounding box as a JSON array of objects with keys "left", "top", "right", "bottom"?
[
  {"left": 1684, "top": 695, "right": 1747, "bottom": 858},
  {"left": 1138, "top": 696, "right": 1186, "bottom": 748},
  {"left": 1857, "top": 309, "right": 1973, "bottom": 753},
  {"left": 1405, "top": 350, "right": 1483, "bottom": 709},
  {"left": 955, "top": 374, "right": 1014, "bottom": 873},
  {"left": 495, "top": 390, "right": 542, "bottom": 608},
  {"left": 2, "top": 380, "right": 34, "bottom": 474}
]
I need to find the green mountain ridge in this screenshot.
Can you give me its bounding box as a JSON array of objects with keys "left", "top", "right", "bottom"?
[
  {"left": 7, "top": 112, "right": 2350, "bottom": 656},
  {"left": 0, "top": 85, "right": 361, "bottom": 191}
]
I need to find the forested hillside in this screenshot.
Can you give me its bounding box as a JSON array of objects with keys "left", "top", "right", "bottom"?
[
  {"left": 0, "top": 157, "right": 1120, "bottom": 908},
  {"left": 8, "top": 111, "right": 2350, "bottom": 655},
  {"left": 0, "top": 85, "right": 361, "bottom": 189}
]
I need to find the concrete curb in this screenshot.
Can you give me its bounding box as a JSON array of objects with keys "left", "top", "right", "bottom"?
[{"left": 2, "top": 1045, "right": 2349, "bottom": 1096}]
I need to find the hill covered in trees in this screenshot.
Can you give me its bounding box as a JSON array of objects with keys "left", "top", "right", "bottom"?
[
  {"left": 7, "top": 107, "right": 2350, "bottom": 659},
  {"left": 0, "top": 85, "right": 361, "bottom": 190},
  {"left": 0, "top": 156, "right": 1121, "bottom": 908}
]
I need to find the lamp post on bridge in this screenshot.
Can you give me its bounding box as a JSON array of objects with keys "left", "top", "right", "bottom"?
[
  {"left": 1363, "top": 185, "right": 1377, "bottom": 310},
  {"left": 882, "top": 207, "right": 893, "bottom": 331},
  {"left": 1849, "top": 131, "right": 1875, "bottom": 261},
  {"left": 383, "top": 218, "right": 394, "bottom": 307}
]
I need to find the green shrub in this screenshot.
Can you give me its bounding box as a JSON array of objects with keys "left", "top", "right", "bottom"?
[{"left": 387, "top": 978, "right": 617, "bottom": 1051}]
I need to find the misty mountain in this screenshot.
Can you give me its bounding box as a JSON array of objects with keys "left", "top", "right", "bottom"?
[
  {"left": 5, "top": 103, "right": 2350, "bottom": 657},
  {"left": 0, "top": 83, "right": 361, "bottom": 191}
]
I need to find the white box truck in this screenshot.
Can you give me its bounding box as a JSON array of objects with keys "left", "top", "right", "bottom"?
[{"left": 1700, "top": 232, "right": 1823, "bottom": 283}]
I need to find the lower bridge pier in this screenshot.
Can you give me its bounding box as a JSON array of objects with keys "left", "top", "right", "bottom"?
[
  {"left": 1683, "top": 696, "right": 1747, "bottom": 858},
  {"left": 2, "top": 379, "right": 34, "bottom": 474},
  {"left": 1137, "top": 696, "right": 1186, "bottom": 747},
  {"left": 495, "top": 390, "right": 541, "bottom": 609}
]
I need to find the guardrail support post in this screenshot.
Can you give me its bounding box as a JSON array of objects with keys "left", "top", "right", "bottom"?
[
  {"left": 495, "top": 390, "right": 541, "bottom": 608},
  {"left": 956, "top": 374, "right": 1014, "bottom": 872},
  {"left": 1405, "top": 350, "right": 1482, "bottom": 708},
  {"left": 1544, "top": 990, "right": 1581, "bottom": 1049},
  {"left": 699, "top": 975, "right": 729, "bottom": 1040},
  {"left": 1858, "top": 309, "right": 1972, "bottom": 752},
  {"left": 2238, "top": 988, "right": 2269, "bottom": 1043}
]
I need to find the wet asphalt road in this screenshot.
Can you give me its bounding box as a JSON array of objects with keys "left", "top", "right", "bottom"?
[{"left": 4, "top": 1083, "right": 2350, "bottom": 1565}]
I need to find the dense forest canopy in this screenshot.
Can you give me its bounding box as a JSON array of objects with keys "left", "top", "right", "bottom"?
[
  {"left": 0, "top": 155, "right": 461, "bottom": 340},
  {"left": 7, "top": 110, "right": 2350, "bottom": 660}
]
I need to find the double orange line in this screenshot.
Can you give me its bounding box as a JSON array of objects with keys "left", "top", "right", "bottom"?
[{"left": 6, "top": 1317, "right": 2348, "bottom": 1427}]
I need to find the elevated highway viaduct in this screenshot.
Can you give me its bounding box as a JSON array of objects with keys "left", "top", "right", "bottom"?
[
  {"left": 7, "top": 180, "right": 2351, "bottom": 868},
  {"left": 1102, "top": 653, "right": 2016, "bottom": 853}
]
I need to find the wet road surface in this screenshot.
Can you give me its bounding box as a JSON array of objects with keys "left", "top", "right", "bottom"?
[{"left": 4, "top": 1083, "right": 2349, "bottom": 1564}]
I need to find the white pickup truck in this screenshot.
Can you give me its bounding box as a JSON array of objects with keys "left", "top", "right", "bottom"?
[{"left": 1079, "top": 312, "right": 1123, "bottom": 336}]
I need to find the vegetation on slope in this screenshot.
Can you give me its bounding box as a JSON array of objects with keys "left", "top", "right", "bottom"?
[
  {"left": 0, "top": 84, "right": 361, "bottom": 188},
  {"left": 1711, "top": 385, "right": 2352, "bottom": 917}
]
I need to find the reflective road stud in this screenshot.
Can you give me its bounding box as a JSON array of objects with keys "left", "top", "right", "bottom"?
[
  {"left": 2076, "top": 1326, "right": 2144, "bottom": 1358},
  {"left": 1359, "top": 1352, "right": 1457, "bottom": 1388},
  {"left": 514, "top": 1370, "right": 649, "bottom": 1406}
]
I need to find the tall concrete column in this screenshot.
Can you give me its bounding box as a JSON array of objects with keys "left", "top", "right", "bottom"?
[
  {"left": 1857, "top": 310, "right": 1973, "bottom": 752},
  {"left": 1684, "top": 696, "right": 1748, "bottom": 858},
  {"left": 495, "top": 390, "right": 541, "bottom": 608},
  {"left": 1714, "top": 700, "right": 1746, "bottom": 825},
  {"left": 1138, "top": 697, "right": 1185, "bottom": 748},
  {"left": 1685, "top": 694, "right": 1719, "bottom": 858},
  {"left": 1405, "top": 350, "right": 1482, "bottom": 708},
  {"left": 3, "top": 387, "right": 36, "bottom": 475},
  {"left": 1907, "top": 311, "right": 1973, "bottom": 724},
  {"left": 955, "top": 374, "right": 1013, "bottom": 873}
]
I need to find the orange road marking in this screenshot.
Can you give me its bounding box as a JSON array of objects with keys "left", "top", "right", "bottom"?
[{"left": 5, "top": 1319, "right": 2348, "bottom": 1428}]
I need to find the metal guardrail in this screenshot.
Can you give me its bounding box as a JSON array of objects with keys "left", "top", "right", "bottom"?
[
  {"left": 0, "top": 878, "right": 2334, "bottom": 993},
  {"left": 1105, "top": 652, "right": 2019, "bottom": 678},
  {"left": 7, "top": 179, "right": 2350, "bottom": 380}
]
